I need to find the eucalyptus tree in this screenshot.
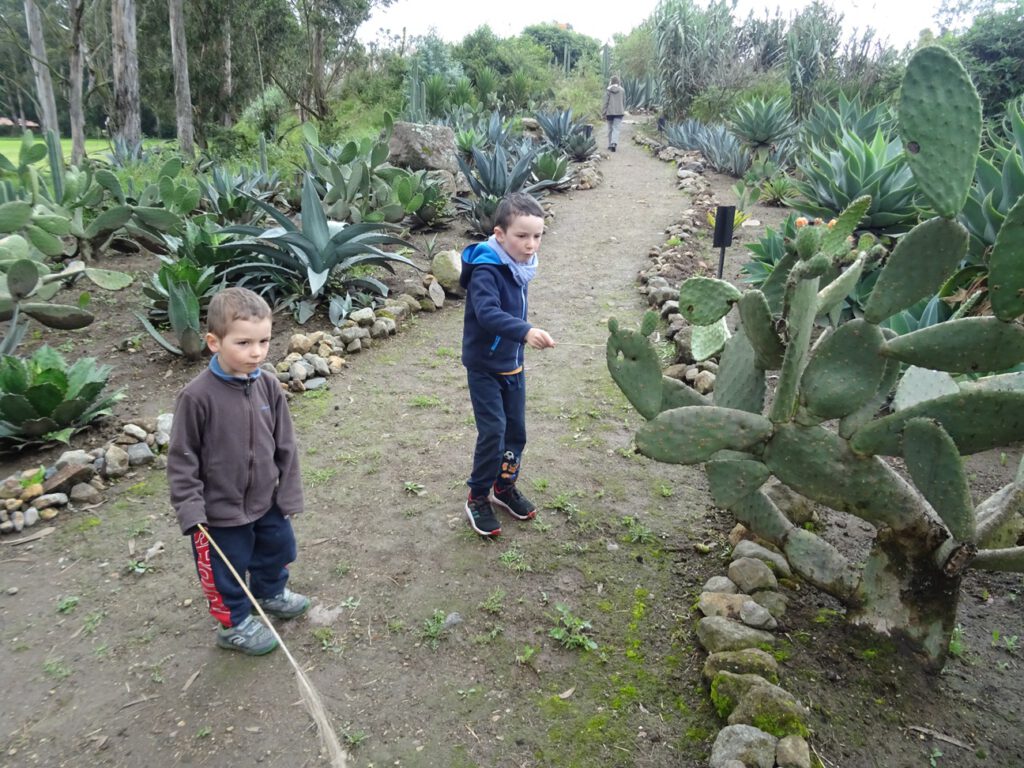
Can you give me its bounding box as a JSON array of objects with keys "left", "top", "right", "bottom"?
[
  {"left": 23, "top": 0, "right": 59, "bottom": 132},
  {"left": 167, "top": 0, "right": 192, "bottom": 154},
  {"left": 111, "top": 0, "right": 140, "bottom": 145}
]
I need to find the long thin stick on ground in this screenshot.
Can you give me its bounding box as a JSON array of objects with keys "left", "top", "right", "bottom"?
[{"left": 198, "top": 524, "right": 347, "bottom": 768}]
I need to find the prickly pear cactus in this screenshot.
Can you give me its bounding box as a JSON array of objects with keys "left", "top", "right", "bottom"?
[{"left": 607, "top": 46, "right": 1024, "bottom": 668}]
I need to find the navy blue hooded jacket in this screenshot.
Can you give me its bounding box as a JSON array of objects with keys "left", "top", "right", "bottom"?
[{"left": 460, "top": 242, "right": 533, "bottom": 373}]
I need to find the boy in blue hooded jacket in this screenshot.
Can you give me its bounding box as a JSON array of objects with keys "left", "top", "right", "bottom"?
[{"left": 459, "top": 193, "right": 556, "bottom": 536}]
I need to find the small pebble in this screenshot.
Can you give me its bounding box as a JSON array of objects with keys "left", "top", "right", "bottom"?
[{"left": 7, "top": 587, "right": 18, "bottom": 595}]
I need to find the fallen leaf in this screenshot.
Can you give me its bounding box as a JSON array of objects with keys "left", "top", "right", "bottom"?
[{"left": 558, "top": 687, "right": 575, "bottom": 699}]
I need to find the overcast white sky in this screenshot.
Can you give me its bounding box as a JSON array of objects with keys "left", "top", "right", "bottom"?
[{"left": 358, "top": 0, "right": 948, "bottom": 51}]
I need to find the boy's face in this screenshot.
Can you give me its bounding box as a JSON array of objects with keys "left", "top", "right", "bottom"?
[
  {"left": 206, "top": 316, "right": 273, "bottom": 378},
  {"left": 494, "top": 214, "right": 544, "bottom": 264}
]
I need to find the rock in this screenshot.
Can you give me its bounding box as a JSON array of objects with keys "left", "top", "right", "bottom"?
[
  {"left": 304, "top": 377, "right": 328, "bottom": 391},
  {"left": 388, "top": 121, "right": 459, "bottom": 174},
  {"left": 777, "top": 735, "right": 812, "bottom": 768},
  {"left": 703, "top": 649, "right": 780, "bottom": 684},
  {"left": 289, "top": 362, "right": 309, "bottom": 382},
  {"left": 728, "top": 681, "right": 809, "bottom": 738},
  {"left": 350, "top": 307, "right": 376, "bottom": 326},
  {"left": 696, "top": 616, "right": 775, "bottom": 653},
  {"left": 0, "top": 520, "right": 12, "bottom": 534},
  {"left": 17, "top": 482, "right": 42, "bottom": 502},
  {"left": 740, "top": 600, "right": 778, "bottom": 630},
  {"left": 399, "top": 294, "right": 423, "bottom": 314},
  {"left": 123, "top": 423, "right": 148, "bottom": 441},
  {"left": 674, "top": 326, "right": 693, "bottom": 362},
  {"left": 32, "top": 493, "right": 68, "bottom": 510},
  {"left": 377, "top": 317, "right": 397, "bottom": 335},
  {"left": 751, "top": 590, "right": 788, "bottom": 619},
  {"left": 709, "top": 724, "right": 777, "bottom": 768},
  {"left": 703, "top": 575, "right": 738, "bottom": 594},
  {"left": 647, "top": 286, "right": 676, "bottom": 306},
  {"left": 336, "top": 327, "right": 362, "bottom": 345},
  {"left": 4, "top": 499, "right": 19, "bottom": 511},
  {"left": 659, "top": 299, "right": 679, "bottom": 318},
  {"left": 764, "top": 479, "right": 817, "bottom": 526},
  {"left": 663, "top": 363, "right": 688, "bottom": 381},
  {"left": 419, "top": 298, "right": 437, "bottom": 312},
  {"left": 0, "top": 477, "right": 21, "bottom": 500},
  {"left": 425, "top": 169, "right": 458, "bottom": 198},
  {"left": 574, "top": 165, "right": 601, "bottom": 190},
  {"left": 698, "top": 592, "right": 753, "bottom": 620},
  {"left": 23, "top": 507, "right": 38, "bottom": 527},
  {"left": 712, "top": 672, "right": 776, "bottom": 716},
  {"left": 39, "top": 506, "right": 59, "bottom": 521},
  {"left": 427, "top": 280, "right": 445, "bottom": 309},
  {"left": 431, "top": 251, "right": 465, "bottom": 298},
  {"left": 327, "top": 356, "right": 346, "bottom": 374},
  {"left": 733, "top": 540, "right": 793, "bottom": 578},
  {"left": 443, "top": 612, "right": 463, "bottom": 630},
  {"left": 127, "top": 443, "right": 155, "bottom": 467},
  {"left": 70, "top": 483, "right": 102, "bottom": 505},
  {"left": 367, "top": 320, "right": 387, "bottom": 339},
  {"left": 729, "top": 523, "right": 755, "bottom": 546},
  {"left": 55, "top": 449, "right": 93, "bottom": 469},
  {"left": 729, "top": 557, "right": 779, "bottom": 593},
  {"left": 12, "top": 509, "right": 24, "bottom": 532},
  {"left": 310, "top": 356, "right": 331, "bottom": 377},
  {"left": 42, "top": 463, "right": 95, "bottom": 495},
  {"left": 345, "top": 339, "right": 362, "bottom": 354},
  {"left": 104, "top": 445, "right": 130, "bottom": 478},
  {"left": 7, "top": 587, "right": 17, "bottom": 595},
  {"left": 288, "top": 334, "right": 314, "bottom": 354},
  {"left": 694, "top": 370, "right": 716, "bottom": 394}
]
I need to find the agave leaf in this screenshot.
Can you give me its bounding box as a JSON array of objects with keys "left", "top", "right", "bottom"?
[
  {"left": 0, "top": 356, "right": 28, "bottom": 394},
  {"left": 25, "top": 381, "right": 64, "bottom": 417},
  {"left": 0, "top": 393, "right": 38, "bottom": 425},
  {"left": 134, "top": 310, "right": 185, "bottom": 356},
  {"left": 50, "top": 397, "right": 89, "bottom": 426},
  {"left": 65, "top": 358, "right": 109, "bottom": 400},
  {"left": 17, "top": 416, "right": 61, "bottom": 438}
]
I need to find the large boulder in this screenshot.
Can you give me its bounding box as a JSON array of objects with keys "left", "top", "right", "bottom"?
[{"left": 389, "top": 122, "right": 459, "bottom": 174}]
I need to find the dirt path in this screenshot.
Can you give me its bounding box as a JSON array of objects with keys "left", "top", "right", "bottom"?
[{"left": 1, "top": 120, "right": 734, "bottom": 768}]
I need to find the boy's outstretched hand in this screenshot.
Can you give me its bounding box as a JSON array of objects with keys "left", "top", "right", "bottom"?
[{"left": 525, "top": 328, "right": 556, "bottom": 350}]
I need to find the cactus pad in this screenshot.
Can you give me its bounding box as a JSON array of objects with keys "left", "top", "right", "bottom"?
[
  {"left": 902, "top": 418, "right": 975, "bottom": 542},
  {"left": 738, "top": 290, "right": 785, "bottom": 370},
  {"left": 800, "top": 320, "right": 887, "bottom": 420},
  {"left": 988, "top": 194, "right": 1024, "bottom": 321},
  {"left": 851, "top": 390, "right": 1024, "bottom": 456},
  {"left": 607, "top": 320, "right": 663, "bottom": 419},
  {"left": 635, "top": 406, "right": 774, "bottom": 465},
  {"left": 863, "top": 217, "right": 968, "bottom": 324},
  {"left": 881, "top": 317, "right": 1024, "bottom": 373},
  {"left": 816, "top": 254, "right": 866, "bottom": 319},
  {"left": 677, "top": 277, "right": 741, "bottom": 325},
  {"left": 714, "top": 329, "right": 766, "bottom": 414},
  {"left": 661, "top": 375, "right": 710, "bottom": 409},
  {"left": 820, "top": 196, "right": 871, "bottom": 257},
  {"left": 771, "top": 277, "right": 819, "bottom": 423},
  {"left": 692, "top": 317, "right": 730, "bottom": 362},
  {"left": 706, "top": 457, "right": 770, "bottom": 508},
  {"left": 898, "top": 46, "right": 982, "bottom": 218}
]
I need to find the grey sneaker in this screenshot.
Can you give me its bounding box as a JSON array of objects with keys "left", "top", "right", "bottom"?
[
  {"left": 257, "top": 587, "right": 311, "bottom": 619},
  {"left": 216, "top": 615, "right": 278, "bottom": 655}
]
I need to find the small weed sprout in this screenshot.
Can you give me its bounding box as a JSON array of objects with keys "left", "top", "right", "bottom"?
[
  {"left": 333, "top": 561, "right": 351, "bottom": 577},
  {"left": 56, "top": 596, "right": 80, "bottom": 614},
  {"left": 409, "top": 394, "right": 443, "bottom": 408},
  {"left": 620, "top": 516, "right": 655, "bottom": 544},
  {"left": 948, "top": 624, "right": 967, "bottom": 658},
  {"left": 516, "top": 644, "right": 539, "bottom": 666},
  {"left": 83, "top": 611, "right": 105, "bottom": 634},
  {"left": 420, "top": 609, "right": 448, "bottom": 649},
  {"left": 532, "top": 477, "right": 549, "bottom": 492},
  {"left": 658, "top": 483, "right": 674, "bottom": 498},
  {"left": 195, "top": 726, "right": 213, "bottom": 739},
  {"left": 343, "top": 730, "right": 368, "bottom": 748},
  {"left": 43, "top": 658, "right": 72, "bottom": 679},
  {"left": 531, "top": 516, "right": 552, "bottom": 533},
  {"left": 340, "top": 596, "right": 361, "bottom": 610},
  {"left": 549, "top": 604, "right": 598, "bottom": 651},
  {"left": 312, "top": 627, "right": 343, "bottom": 653},
  {"left": 499, "top": 546, "right": 532, "bottom": 573},
  {"left": 479, "top": 588, "right": 506, "bottom": 615},
  {"left": 403, "top": 481, "right": 426, "bottom": 496},
  {"left": 125, "top": 559, "right": 154, "bottom": 575}
]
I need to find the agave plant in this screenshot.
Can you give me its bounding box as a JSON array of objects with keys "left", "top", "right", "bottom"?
[
  {"left": 535, "top": 110, "right": 583, "bottom": 151},
  {"left": 0, "top": 345, "right": 123, "bottom": 449},
  {"left": 564, "top": 131, "right": 598, "bottom": 162},
  {"left": 622, "top": 75, "right": 662, "bottom": 112},
  {"left": 455, "top": 128, "right": 486, "bottom": 162},
  {"left": 135, "top": 269, "right": 207, "bottom": 360},
  {"left": 664, "top": 119, "right": 707, "bottom": 151},
  {"left": 198, "top": 166, "right": 274, "bottom": 225},
  {"left": 457, "top": 144, "right": 540, "bottom": 200},
  {"left": 218, "top": 174, "right": 416, "bottom": 324},
  {"left": 793, "top": 129, "right": 920, "bottom": 233},
  {"left": 531, "top": 150, "right": 571, "bottom": 188},
  {"left": 729, "top": 96, "right": 796, "bottom": 152},
  {"left": 759, "top": 174, "right": 800, "bottom": 207},
  {"left": 799, "top": 92, "right": 895, "bottom": 154},
  {"left": 696, "top": 125, "right": 751, "bottom": 177},
  {"left": 960, "top": 97, "right": 1024, "bottom": 258}
]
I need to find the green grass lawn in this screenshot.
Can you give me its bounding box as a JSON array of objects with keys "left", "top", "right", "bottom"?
[{"left": 0, "top": 137, "right": 121, "bottom": 165}]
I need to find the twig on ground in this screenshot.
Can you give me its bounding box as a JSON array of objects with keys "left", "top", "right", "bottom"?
[{"left": 907, "top": 725, "right": 973, "bottom": 749}]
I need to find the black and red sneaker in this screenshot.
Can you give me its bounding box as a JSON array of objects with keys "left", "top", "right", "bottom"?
[
  {"left": 489, "top": 484, "right": 537, "bottom": 521},
  {"left": 465, "top": 494, "right": 501, "bottom": 537}
]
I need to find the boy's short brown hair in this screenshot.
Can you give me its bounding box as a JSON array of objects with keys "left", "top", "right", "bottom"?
[
  {"left": 494, "top": 192, "right": 545, "bottom": 231},
  {"left": 207, "top": 287, "right": 272, "bottom": 338}
]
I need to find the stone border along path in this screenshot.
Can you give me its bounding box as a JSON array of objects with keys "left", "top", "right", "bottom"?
[{"left": 2, "top": 117, "right": 810, "bottom": 766}]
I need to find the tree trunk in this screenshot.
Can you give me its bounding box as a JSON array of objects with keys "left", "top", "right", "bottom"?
[
  {"left": 24, "top": 0, "right": 59, "bottom": 134},
  {"left": 69, "top": 0, "right": 86, "bottom": 164},
  {"left": 111, "top": 0, "right": 141, "bottom": 147},
  {"left": 168, "top": 0, "right": 193, "bottom": 155},
  {"left": 221, "top": 16, "right": 233, "bottom": 127}
]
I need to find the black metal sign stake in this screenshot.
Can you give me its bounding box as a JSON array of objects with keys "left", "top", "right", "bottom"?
[{"left": 713, "top": 205, "right": 735, "bottom": 280}]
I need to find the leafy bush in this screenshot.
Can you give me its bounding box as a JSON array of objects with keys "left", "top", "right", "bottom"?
[{"left": 0, "top": 346, "right": 122, "bottom": 449}]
